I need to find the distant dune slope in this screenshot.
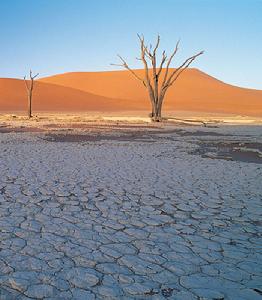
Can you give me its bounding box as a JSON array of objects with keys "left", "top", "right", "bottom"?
[
  {"left": 0, "top": 69, "right": 261, "bottom": 116},
  {"left": 40, "top": 69, "right": 262, "bottom": 116},
  {"left": 0, "top": 78, "right": 140, "bottom": 112}
]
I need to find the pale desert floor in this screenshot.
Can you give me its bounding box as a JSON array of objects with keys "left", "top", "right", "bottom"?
[{"left": 0, "top": 117, "right": 261, "bottom": 299}]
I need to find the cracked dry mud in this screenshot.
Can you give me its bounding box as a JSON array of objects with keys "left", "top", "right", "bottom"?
[{"left": 0, "top": 125, "right": 261, "bottom": 299}]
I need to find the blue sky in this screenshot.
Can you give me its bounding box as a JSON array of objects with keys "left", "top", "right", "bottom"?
[{"left": 0, "top": 0, "right": 261, "bottom": 89}]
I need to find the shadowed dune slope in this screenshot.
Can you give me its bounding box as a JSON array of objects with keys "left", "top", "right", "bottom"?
[
  {"left": 40, "top": 69, "right": 262, "bottom": 116},
  {"left": 0, "top": 78, "right": 140, "bottom": 112}
]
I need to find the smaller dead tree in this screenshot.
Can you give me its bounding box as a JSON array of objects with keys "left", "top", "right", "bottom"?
[
  {"left": 23, "top": 70, "right": 39, "bottom": 118},
  {"left": 113, "top": 35, "right": 204, "bottom": 121}
]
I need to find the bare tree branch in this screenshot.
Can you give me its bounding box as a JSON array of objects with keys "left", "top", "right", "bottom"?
[
  {"left": 162, "top": 40, "right": 180, "bottom": 88},
  {"left": 111, "top": 55, "right": 145, "bottom": 86},
  {"left": 23, "top": 76, "right": 30, "bottom": 92},
  {"left": 153, "top": 35, "right": 160, "bottom": 56},
  {"left": 138, "top": 34, "right": 154, "bottom": 97},
  {"left": 157, "top": 50, "right": 167, "bottom": 77},
  {"left": 164, "top": 50, "right": 204, "bottom": 88},
  {"left": 32, "top": 73, "right": 39, "bottom": 79}
]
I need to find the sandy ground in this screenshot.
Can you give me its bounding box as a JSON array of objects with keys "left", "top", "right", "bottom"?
[
  {"left": 0, "top": 116, "right": 261, "bottom": 299},
  {"left": 0, "top": 112, "right": 262, "bottom": 127}
]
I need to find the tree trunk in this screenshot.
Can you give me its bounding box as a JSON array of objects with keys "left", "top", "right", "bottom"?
[
  {"left": 150, "top": 101, "right": 156, "bottom": 122},
  {"left": 151, "top": 108, "right": 161, "bottom": 121},
  {"left": 28, "top": 92, "right": 32, "bottom": 118},
  {"left": 155, "top": 104, "right": 162, "bottom": 122}
]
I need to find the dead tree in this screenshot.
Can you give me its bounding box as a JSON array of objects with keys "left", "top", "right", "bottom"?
[
  {"left": 113, "top": 35, "right": 204, "bottom": 121},
  {"left": 23, "top": 70, "right": 39, "bottom": 118}
]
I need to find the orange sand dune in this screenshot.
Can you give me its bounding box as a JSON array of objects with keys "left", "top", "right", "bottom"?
[
  {"left": 1, "top": 69, "right": 261, "bottom": 116},
  {"left": 40, "top": 69, "right": 262, "bottom": 116},
  {"left": 0, "top": 78, "right": 140, "bottom": 112}
]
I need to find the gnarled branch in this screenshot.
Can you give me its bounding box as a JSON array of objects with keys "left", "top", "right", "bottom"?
[
  {"left": 163, "top": 50, "right": 204, "bottom": 89},
  {"left": 111, "top": 55, "right": 145, "bottom": 86}
]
